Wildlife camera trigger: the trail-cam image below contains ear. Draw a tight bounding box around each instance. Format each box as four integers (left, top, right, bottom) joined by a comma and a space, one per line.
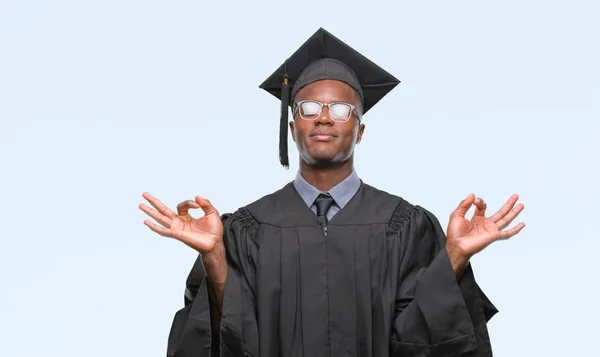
356, 123, 365, 144
289, 121, 297, 142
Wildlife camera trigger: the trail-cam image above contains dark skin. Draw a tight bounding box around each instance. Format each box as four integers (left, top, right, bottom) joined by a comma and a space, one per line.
139, 78, 525, 327
289, 79, 365, 191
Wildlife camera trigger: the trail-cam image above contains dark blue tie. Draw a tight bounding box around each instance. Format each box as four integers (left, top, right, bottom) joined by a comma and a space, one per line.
314, 193, 335, 225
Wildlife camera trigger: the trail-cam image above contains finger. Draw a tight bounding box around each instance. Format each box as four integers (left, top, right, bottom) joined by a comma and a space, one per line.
497, 203, 525, 230
144, 219, 173, 237
471, 197, 487, 219
496, 222, 526, 240
489, 194, 519, 223
195, 196, 219, 216
451, 193, 475, 219
139, 203, 172, 228
177, 200, 200, 216
142, 192, 176, 219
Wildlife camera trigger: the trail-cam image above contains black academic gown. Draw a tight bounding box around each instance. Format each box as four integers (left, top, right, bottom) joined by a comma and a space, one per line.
166, 182, 498, 357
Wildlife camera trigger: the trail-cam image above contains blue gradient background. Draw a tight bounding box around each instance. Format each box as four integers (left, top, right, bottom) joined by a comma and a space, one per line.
1, 1, 598, 355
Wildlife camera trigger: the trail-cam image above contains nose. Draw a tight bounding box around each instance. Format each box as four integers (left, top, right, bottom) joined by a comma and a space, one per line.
315, 105, 333, 125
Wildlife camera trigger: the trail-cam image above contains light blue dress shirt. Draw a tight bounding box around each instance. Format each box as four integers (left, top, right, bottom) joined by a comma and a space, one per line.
293, 169, 361, 221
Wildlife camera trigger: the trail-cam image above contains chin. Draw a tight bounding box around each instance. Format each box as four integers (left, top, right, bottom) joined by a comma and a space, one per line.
302, 150, 351, 166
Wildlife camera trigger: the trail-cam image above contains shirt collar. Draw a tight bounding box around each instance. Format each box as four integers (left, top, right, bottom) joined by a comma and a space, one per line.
293, 169, 361, 209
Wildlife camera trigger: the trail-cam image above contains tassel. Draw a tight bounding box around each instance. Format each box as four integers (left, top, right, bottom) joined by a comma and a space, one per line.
279, 73, 290, 169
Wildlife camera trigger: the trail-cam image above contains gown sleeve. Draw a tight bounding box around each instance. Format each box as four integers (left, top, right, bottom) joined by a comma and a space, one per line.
389, 201, 498, 357
166, 208, 260, 357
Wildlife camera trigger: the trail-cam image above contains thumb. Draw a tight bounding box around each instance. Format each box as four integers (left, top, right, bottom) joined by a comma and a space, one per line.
195, 196, 219, 216
451, 193, 475, 219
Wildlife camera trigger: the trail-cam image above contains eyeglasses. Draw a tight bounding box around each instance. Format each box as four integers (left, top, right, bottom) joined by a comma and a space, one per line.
293, 100, 358, 122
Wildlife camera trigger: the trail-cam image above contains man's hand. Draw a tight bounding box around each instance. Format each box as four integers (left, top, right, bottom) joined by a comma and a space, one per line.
139, 192, 224, 256
446, 193, 525, 277
140, 192, 227, 316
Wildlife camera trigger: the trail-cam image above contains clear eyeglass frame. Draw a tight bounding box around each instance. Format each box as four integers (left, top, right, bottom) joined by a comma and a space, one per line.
293, 100, 358, 122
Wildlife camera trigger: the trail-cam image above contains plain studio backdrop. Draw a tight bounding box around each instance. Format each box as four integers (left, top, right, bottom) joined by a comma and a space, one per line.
1, 1, 598, 356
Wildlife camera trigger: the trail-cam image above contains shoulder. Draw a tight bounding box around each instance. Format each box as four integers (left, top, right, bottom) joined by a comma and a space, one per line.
361, 182, 401, 202
364, 183, 442, 233
360, 183, 409, 221
244, 183, 293, 214
390, 201, 443, 234
222, 183, 294, 228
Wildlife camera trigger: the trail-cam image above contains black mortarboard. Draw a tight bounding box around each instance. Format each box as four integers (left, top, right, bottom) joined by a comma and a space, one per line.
259, 28, 400, 168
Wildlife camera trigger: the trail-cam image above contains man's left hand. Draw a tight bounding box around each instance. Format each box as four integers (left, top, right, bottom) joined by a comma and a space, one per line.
445, 193, 525, 277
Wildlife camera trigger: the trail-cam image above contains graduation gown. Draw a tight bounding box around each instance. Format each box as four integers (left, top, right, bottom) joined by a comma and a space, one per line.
166, 182, 498, 357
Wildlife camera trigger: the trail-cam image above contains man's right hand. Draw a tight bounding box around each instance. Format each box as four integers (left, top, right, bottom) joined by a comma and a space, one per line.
139, 192, 224, 256
140, 192, 227, 314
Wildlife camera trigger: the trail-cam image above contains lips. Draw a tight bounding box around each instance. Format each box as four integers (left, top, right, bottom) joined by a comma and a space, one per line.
310, 130, 337, 141
310, 132, 336, 142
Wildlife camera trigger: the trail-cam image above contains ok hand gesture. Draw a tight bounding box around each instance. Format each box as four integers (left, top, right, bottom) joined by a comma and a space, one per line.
139, 192, 223, 255
446, 194, 525, 271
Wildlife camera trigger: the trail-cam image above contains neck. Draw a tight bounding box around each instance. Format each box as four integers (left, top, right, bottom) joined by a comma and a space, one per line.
299, 157, 354, 192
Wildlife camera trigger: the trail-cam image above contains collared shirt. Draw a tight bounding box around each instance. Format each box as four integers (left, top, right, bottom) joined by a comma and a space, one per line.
293, 169, 361, 221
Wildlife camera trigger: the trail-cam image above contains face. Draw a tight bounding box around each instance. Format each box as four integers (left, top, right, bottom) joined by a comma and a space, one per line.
289, 79, 365, 166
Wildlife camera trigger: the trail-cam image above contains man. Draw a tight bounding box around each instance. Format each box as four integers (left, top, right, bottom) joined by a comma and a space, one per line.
139, 28, 525, 357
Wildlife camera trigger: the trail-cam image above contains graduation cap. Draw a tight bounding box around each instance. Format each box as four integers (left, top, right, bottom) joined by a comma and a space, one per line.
259, 27, 400, 168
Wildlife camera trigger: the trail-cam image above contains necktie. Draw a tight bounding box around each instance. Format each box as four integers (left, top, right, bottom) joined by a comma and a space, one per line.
314, 193, 335, 225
